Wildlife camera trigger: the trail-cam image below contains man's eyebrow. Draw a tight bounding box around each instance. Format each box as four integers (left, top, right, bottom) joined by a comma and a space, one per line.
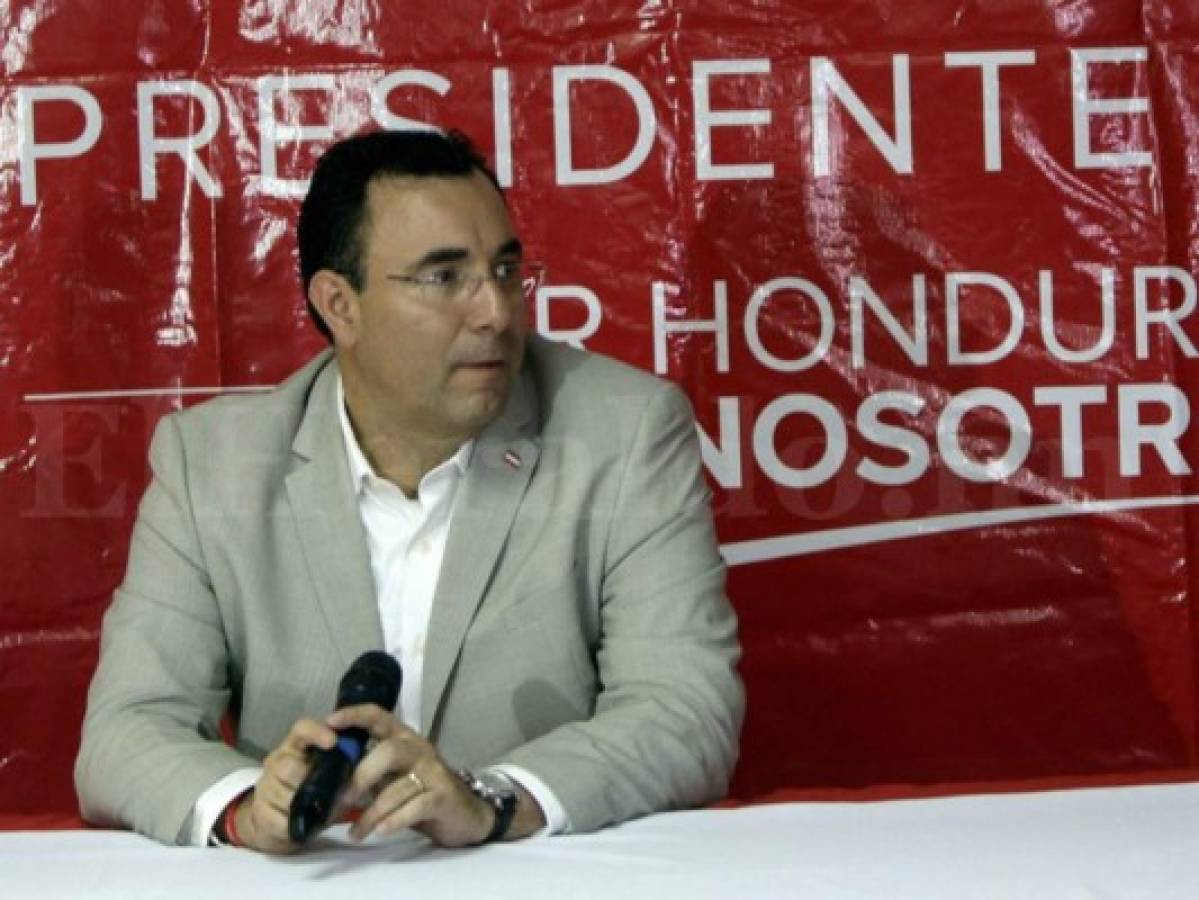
412, 247, 470, 268
409, 238, 522, 269
495, 238, 523, 259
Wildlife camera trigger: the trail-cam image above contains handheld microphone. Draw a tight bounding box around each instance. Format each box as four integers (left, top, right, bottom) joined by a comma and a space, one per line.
288, 650, 403, 844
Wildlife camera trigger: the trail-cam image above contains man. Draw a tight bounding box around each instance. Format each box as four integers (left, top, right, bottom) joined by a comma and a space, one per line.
75, 129, 743, 852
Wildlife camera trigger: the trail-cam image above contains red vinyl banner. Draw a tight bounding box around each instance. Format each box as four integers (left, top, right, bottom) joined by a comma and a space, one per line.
2, 1, 1199, 816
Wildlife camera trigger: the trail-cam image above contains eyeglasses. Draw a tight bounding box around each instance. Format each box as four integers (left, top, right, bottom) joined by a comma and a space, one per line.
387, 260, 545, 304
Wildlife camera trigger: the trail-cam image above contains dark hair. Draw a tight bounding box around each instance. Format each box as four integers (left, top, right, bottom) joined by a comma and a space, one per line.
297, 129, 502, 342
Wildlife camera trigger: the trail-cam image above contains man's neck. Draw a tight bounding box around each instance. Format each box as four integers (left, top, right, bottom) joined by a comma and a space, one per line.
341, 385, 465, 500
357, 427, 459, 499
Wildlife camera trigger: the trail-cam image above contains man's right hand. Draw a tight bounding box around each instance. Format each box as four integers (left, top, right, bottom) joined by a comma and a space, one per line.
231, 718, 339, 854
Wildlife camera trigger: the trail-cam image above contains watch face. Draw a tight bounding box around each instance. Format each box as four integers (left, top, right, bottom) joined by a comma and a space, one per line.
477, 770, 517, 801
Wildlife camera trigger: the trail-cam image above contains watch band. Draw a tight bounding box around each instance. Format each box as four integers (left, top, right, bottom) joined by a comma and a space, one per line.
457, 769, 517, 843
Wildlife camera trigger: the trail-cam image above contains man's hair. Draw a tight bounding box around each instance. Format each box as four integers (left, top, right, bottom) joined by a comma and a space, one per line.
298, 129, 501, 342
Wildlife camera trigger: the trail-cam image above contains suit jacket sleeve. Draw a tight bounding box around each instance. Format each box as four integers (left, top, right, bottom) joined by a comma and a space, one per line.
497, 382, 745, 833
74, 414, 254, 845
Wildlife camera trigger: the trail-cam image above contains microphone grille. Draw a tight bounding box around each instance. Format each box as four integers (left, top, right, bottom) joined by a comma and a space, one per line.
336, 650, 403, 711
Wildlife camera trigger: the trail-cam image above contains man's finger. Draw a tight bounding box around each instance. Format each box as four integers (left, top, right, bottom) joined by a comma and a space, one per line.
263, 753, 312, 793
352, 775, 435, 841
346, 728, 438, 806
281, 717, 339, 753
324, 702, 409, 736
254, 776, 297, 817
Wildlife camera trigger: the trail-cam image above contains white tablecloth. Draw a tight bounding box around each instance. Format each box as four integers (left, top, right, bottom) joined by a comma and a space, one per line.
3, 783, 1198, 898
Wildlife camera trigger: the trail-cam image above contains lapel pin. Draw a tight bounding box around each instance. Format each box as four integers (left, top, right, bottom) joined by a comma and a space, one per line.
503, 449, 522, 469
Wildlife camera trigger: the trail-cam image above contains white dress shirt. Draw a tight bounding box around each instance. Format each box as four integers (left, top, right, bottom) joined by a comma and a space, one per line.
188, 377, 567, 845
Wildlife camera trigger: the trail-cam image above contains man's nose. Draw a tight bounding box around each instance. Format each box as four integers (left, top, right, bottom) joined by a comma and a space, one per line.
466, 274, 516, 332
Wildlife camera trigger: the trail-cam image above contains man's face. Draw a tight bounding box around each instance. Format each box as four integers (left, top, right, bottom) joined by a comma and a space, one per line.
340, 171, 528, 442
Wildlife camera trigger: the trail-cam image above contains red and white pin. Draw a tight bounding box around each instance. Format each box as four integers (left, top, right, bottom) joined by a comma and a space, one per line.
503, 449, 522, 469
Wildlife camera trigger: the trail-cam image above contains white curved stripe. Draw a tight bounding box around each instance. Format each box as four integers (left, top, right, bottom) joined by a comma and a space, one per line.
720, 493, 1199, 566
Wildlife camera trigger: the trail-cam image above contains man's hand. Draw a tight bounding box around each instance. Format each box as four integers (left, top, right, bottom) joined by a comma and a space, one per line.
328, 704, 498, 846
233, 718, 339, 854
223, 706, 548, 852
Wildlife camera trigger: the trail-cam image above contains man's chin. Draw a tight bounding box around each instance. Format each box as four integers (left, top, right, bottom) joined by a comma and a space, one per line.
445, 385, 511, 437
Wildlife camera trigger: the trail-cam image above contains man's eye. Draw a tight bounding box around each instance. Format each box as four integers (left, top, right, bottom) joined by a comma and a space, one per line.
425, 268, 462, 288
494, 260, 521, 282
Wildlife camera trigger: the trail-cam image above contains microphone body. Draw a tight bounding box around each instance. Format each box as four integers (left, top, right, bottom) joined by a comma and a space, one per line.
288, 651, 402, 844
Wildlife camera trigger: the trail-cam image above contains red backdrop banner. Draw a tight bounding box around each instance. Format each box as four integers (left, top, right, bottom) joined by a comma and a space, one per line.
3, 1, 1199, 817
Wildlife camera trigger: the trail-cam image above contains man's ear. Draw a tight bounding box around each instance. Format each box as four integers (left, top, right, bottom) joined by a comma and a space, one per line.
308, 269, 360, 347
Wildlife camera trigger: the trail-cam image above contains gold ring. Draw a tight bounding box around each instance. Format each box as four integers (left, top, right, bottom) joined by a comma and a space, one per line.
405, 771, 426, 794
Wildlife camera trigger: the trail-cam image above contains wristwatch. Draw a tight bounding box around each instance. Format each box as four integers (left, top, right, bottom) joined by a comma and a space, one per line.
457, 768, 518, 843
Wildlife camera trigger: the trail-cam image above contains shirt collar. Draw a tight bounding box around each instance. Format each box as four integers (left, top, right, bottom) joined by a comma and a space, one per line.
336, 374, 472, 496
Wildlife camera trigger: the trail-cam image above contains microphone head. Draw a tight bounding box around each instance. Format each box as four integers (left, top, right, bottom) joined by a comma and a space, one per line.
336, 651, 403, 712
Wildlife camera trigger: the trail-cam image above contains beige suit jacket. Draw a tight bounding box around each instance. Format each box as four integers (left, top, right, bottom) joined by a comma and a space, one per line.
75, 336, 744, 844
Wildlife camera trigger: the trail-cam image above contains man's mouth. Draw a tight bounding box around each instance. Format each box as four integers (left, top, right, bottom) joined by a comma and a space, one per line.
452, 357, 509, 381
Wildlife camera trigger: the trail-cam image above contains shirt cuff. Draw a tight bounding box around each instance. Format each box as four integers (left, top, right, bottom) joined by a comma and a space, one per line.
489, 764, 572, 835
189, 767, 262, 847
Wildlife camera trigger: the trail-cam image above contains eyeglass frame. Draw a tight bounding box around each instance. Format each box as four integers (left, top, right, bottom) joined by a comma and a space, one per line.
385, 260, 546, 304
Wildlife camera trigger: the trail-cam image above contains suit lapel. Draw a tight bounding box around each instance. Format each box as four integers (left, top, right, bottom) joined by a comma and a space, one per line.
421, 367, 541, 733
284, 356, 384, 671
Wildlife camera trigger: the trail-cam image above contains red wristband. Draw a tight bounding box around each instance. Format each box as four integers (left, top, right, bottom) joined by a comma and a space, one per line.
221, 790, 250, 848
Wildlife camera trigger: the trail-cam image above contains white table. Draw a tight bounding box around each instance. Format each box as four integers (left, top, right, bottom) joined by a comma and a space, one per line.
3, 783, 1198, 898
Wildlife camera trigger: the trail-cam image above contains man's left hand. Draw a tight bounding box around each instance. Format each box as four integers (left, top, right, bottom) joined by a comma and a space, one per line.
326, 704, 495, 846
